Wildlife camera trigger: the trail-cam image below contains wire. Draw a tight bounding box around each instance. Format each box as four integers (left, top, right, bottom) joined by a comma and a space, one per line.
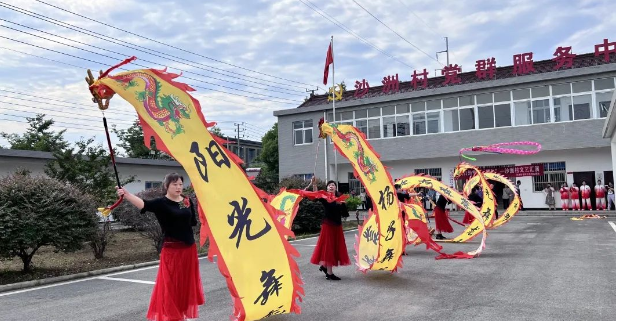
297, 0, 414, 69
0, 101, 134, 125
396, 0, 442, 38
351, 0, 442, 66
0, 112, 110, 132
0, 94, 136, 118
33, 0, 319, 88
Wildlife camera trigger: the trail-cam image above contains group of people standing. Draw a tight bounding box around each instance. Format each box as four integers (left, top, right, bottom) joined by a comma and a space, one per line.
547, 180, 615, 211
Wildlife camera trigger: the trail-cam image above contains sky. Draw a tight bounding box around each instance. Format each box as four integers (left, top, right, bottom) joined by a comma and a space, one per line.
0, 0, 615, 154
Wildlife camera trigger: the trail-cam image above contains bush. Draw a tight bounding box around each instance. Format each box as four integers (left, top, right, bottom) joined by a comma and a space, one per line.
278, 176, 329, 233
0, 172, 98, 272
345, 195, 362, 211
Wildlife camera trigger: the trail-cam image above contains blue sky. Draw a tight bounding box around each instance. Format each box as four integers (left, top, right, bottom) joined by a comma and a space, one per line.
0, 0, 614, 153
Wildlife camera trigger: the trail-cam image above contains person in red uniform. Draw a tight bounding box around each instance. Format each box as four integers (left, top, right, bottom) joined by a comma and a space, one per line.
559, 183, 570, 211
309, 177, 350, 281
570, 183, 580, 210
433, 193, 453, 240
117, 173, 205, 321
594, 179, 607, 210
580, 181, 591, 210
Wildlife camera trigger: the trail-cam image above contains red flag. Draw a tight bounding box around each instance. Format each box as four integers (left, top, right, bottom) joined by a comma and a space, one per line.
323, 42, 333, 85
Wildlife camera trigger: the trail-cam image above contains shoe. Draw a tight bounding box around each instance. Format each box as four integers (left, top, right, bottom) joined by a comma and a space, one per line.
326, 273, 341, 280
319, 265, 327, 276
435, 234, 446, 240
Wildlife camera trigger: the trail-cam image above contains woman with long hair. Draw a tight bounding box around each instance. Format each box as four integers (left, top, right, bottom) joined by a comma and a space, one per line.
116, 173, 205, 321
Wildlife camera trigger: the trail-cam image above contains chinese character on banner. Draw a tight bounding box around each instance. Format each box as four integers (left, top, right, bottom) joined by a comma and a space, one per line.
442, 64, 462, 85
594, 38, 616, 62
535, 165, 540, 172
411, 68, 428, 89
354, 79, 370, 98
513, 52, 535, 75
553, 46, 576, 70
475, 57, 496, 79
382, 74, 399, 94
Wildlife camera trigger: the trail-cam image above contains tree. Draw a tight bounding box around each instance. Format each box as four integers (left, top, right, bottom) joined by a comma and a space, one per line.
0, 171, 98, 272
278, 176, 327, 233
208, 125, 223, 138
0, 114, 68, 152
112, 120, 171, 159
253, 123, 278, 193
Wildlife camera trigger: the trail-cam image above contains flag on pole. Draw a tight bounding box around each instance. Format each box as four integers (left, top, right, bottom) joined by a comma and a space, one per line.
323, 42, 333, 85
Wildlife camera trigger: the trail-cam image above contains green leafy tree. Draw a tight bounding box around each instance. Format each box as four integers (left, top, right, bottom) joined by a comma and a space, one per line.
208, 125, 224, 137
112, 120, 170, 159
0, 114, 68, 152
253, 123, 278, 193
0, 171, 98, 272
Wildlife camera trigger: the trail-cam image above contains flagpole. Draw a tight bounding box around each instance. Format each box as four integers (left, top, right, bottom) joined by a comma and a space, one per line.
331, 35, 338, 186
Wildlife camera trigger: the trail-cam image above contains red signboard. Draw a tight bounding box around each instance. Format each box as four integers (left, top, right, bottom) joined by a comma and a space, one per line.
460, 164, 544, 178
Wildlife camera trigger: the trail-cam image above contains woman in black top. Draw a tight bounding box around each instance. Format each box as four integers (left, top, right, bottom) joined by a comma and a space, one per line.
308, 177, 351, 280
117, 173, 205, 321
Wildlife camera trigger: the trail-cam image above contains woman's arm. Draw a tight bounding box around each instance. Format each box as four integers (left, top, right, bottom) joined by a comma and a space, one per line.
116, 187, 145, 210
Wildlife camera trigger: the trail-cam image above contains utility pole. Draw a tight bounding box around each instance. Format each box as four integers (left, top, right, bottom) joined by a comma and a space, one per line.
234, 122, 245, 163
436, 36, 449, 66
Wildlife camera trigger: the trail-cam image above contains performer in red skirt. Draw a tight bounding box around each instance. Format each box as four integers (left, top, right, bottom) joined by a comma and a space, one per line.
433, 193, 453, 240
309, 177, 351, 280
463, 186, 482, 225
117, 173, 205, 321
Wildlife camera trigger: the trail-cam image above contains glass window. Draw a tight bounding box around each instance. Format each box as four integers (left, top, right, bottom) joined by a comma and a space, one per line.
494, 104, 512, 127
478, 105, 494, 129
494, 91, 510, 102
341, 111, 353, 120
426, 100, 441, 110
443, 109, 459, 132
571, 94, 592, 120
459, 95, 474, 106
368, 107, 381, 117
396, 105, 409, 114
552, 83, 571, 95
514, 101, 531, 125
459, 108, 475, 130
356, 119, 368, 135
411, 102, 425, 112
443, 97, 458, 108
596, 91, 614, 118
595, 78, 615, 90
293, 120, 313, 145
368, 119, 381, 139
304, 129, 313, 143
532, 86, 550, 98
355, 109, 367, 119
396, 115, 410, 136
326, 112, 333, 122
532, 99, 550, 124
294, 130, 303, 144
512, 88, 531, 100
572, 80, 592, 93
413, 113, 426, 135
476, 93, 492, 105
427, 112, 440, 133
382, 116, 396, 138
532, 162, 566, 192
304, 120, 313, 127
293, 121, 303, 129
382, 105, 396, 116
553, 97, 572, 122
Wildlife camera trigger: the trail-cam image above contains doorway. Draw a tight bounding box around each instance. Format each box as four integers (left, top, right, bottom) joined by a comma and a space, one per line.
573, 171, 595, 209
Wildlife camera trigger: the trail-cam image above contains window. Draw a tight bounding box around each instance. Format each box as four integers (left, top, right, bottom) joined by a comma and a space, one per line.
247, 148, 257, 164
532, 99, 550, 124
426, 100, 441, 110
459, 95, 474, 106
494, 104, 512, 127
411, 101, 425, 112
572, 80, 592, 93
413, 113, 426, 135
340, 111, 353, 121
494, 91, 510, 102
514, 101, 531, 125
294, 173, 314, 181
443, 97, 458, 108
571, 94, 592, 120
145, 181, 162, 189
478, 105, 494, 129
427, 112, 440, 133
443, 109, 459, 132
532, 86, 550, 98
459, 108, 475, 130
356, 119, 368, 136
396, 114, 410, 136
553, 96, 572, 122
414, 168, 442, 181
595, 78, 615, 90
368, 119, 381, 139
355, 109, 368, 119
382, 105, 396, 116
476, 93, 492, 105
383, 116, 396, 138
368, 107, 381, 117
293, 120, 313, 145
596, 91, 614, 118
396, 105, 410, 114
532, 162, 566, 192
513, 88, 530, 100
552, 83, 571, 95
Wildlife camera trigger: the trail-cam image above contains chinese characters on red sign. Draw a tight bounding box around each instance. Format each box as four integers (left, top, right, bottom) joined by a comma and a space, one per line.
350, 39, 614, 98
460, 164, 544, 178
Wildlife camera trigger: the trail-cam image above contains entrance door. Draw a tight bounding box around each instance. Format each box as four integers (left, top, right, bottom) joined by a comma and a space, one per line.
573, 171, 595, 209
604, 171, 614, 185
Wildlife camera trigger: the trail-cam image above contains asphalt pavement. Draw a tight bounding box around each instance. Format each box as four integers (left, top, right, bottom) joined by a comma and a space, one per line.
0, 214, 614, 321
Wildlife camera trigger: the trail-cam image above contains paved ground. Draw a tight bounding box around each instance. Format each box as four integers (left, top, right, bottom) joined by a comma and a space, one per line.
0, 214, 614, 321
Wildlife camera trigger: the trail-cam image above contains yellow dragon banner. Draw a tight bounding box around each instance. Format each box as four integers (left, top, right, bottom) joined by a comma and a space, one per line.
319, 122, 404, 272
463, 172, 521, 228
91, 68, 302, 321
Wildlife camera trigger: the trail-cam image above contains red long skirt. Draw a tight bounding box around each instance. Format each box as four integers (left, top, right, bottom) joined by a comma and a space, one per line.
310, 222, 351, 267
463, 211, 475, 224
434, 207, 453, 233
147, 241, 205, 321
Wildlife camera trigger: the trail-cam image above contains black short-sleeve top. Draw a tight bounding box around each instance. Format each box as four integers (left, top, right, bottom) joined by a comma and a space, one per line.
141, 196, 198, 245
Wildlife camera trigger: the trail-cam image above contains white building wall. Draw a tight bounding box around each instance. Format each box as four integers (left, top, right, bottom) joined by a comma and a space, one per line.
336, 147, 612, 209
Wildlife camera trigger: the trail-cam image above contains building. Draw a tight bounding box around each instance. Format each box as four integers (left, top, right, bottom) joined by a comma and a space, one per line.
0, 149, 189, 194
602, 92, 616, 183
274, 52, 615, 209
220, 136, 262, 168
